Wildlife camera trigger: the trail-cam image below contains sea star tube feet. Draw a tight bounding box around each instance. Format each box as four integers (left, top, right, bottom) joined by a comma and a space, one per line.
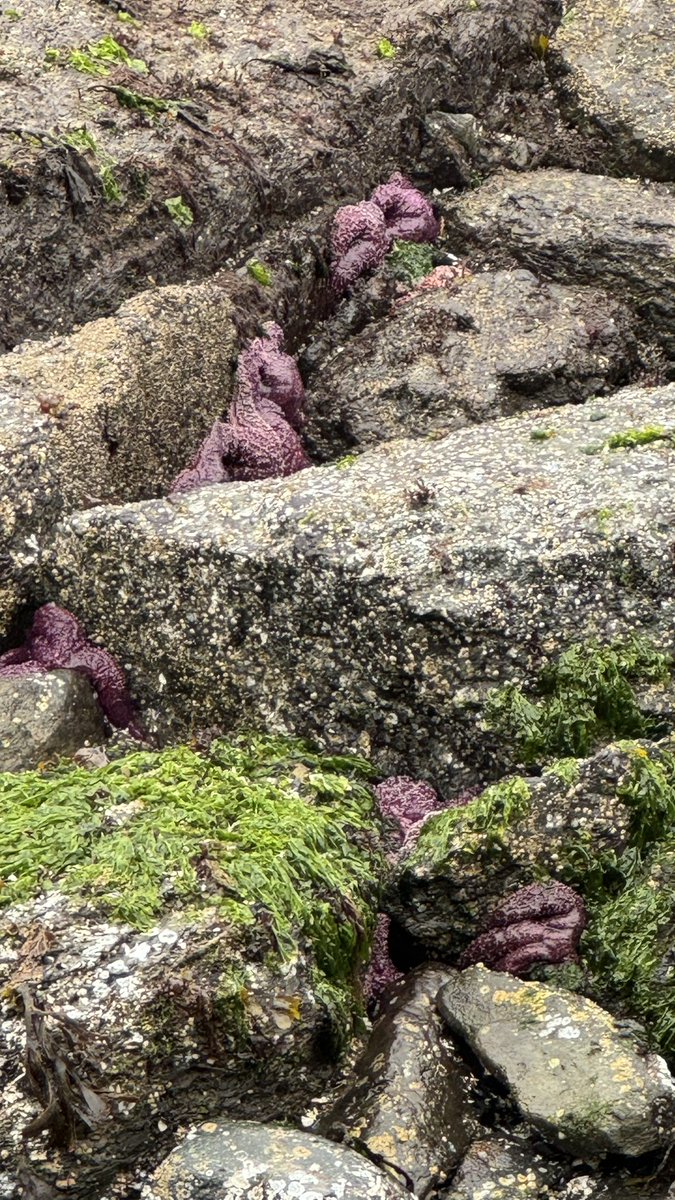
459, 881, 587, 974
0, 603, 145, 739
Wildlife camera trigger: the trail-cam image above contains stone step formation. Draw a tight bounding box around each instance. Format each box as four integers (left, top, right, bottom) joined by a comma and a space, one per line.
0, 0, 674, 1196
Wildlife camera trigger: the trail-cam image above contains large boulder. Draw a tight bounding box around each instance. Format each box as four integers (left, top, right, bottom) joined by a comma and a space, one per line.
0, 669, 105, 771
140, 1121, 409, 1200
441, 171, 675, 358
0, 280, 235, 643
443, 1133, 564, 1199
550, 0, 675, 180
317, 966, 476, 1196
437, 967, 675, 1159
305, 270, 634, 459
47, 383, 675, 789
0, 736, 382, 1198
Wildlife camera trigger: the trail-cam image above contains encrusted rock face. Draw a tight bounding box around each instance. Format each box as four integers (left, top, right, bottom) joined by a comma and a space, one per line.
437, 967, 675, 1159
48, 384, 675, 786
440, 170, 675, 356
141, 1121, 410, 1200
0, 670, 105, 772
317, 966, 477, 1196
443, 1133, 564, 1199
550, 0, 675, 180
306, 270, 635, 459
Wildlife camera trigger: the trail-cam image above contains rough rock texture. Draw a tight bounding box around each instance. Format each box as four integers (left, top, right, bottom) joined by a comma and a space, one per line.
388, 743, 634, 958
317, 966, 476, 1196
437, 967, 675, 1159
440, 171, 675, 359
550, 0, 675, 180
48, 384, 675, 788
0, 280, 235, 643
306, 270, 635, 458
444, 1133, 564, 1199
141, 1121, 409, 1200
0, 670, 105, 772
0, 0, 561, 350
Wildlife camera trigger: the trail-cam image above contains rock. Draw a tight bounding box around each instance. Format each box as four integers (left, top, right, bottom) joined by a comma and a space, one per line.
0, 669, 105, 772
550, 0, 675, 180
0, 736, 382, 1197
387, 742, 636, 959
0, 0, 559, 350
47, 383, 675, 788
557, 1177, 675, 1200
443, 1133, 564, 1199
0, 280, 236, 643
305, 270, 634, 459
317, 966, 476, 1196
441, 170, 675, 361
141, 1121, 409, 1200
437, 967, 675, 1159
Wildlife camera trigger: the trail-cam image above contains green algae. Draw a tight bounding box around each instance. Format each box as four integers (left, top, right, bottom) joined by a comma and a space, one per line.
165, 196, 194, 228
485, 637, 672, 764
0, 735, 381, 994
247, 259, 273, 286
387, 239, 434, 286
606, 425, 671, 450
376, 38, 397, 59
68, 36, 147, 77
408, 776, 532, 868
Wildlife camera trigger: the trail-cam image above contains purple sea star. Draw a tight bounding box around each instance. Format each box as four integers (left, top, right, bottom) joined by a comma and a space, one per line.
459, 881, 587, 974
0, 603, 145, 740
330, 175, 440, 294
170, 322, 309, 495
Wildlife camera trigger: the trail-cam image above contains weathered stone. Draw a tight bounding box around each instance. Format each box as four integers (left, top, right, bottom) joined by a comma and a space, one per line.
0, 280, 236, 643
441, 170, 675, 358
550, 0, 675, 180
47, 383, 675, 789
0, 738, 381, 1198
443, 1133, 564, 1199
437, 967, 675, 1159
141, 1121, 409, 1200
0, 669, 105, 772
317, 966, 476, 1196
0, 0, 559, 350
387, 743, 636, 959
305, 270, 634, 458
558, 1177, 675, 1200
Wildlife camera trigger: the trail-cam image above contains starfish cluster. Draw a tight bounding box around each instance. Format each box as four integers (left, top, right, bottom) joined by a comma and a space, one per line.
170, 322, 310, 495
0, 603, 144, 739
331, 172, 440, 294
459, 881, 587, 974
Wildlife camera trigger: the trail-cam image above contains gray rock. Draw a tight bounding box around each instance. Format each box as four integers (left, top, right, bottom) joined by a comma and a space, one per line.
306, 270, 634, 459
141, 1121, 409, 1199
48, 383, 675, 789
0, 669, 105, 771
441, 170, 675, 357
387, 742, 636, 958
443, 1133, 563, 1199
557, 1177, 675, 1200
437, 967, 675, 1159
317, 966, 476, 1196
551, 0, 675, 180
0, 280, 236, 642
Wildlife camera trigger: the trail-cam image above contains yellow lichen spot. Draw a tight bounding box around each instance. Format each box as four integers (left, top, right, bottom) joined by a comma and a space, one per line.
368, 1133, 399, 1159
200, 1121, 218, 1133
549, 1057, 561, 1068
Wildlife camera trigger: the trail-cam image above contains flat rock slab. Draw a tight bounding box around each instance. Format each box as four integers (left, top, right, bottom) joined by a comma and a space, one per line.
0, 669, 105, 771
0, 0, 556, 348
0, 279, 235, 644
306, 269, 634, 459
444, 1134, 563, 1199
142, 1121, 409, 1199
551, 0, 675, 180
441, 170, 675, 358
437, 967, 675, 1159
47, 383, 675, 788
317, 966, 476, 1196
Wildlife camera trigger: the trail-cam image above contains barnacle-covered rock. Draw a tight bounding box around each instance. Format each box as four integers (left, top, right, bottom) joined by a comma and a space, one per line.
0, 670, 105, 773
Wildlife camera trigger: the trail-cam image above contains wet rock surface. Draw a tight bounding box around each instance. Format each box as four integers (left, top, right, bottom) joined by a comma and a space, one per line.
317, 966, 476, 1196
0, 669, 105, 772
441, 171, 675, 359
443, 1133, 564, 1199
437, 966, 675, 1159
141, 1120, 409, 1200
305, 270, 634, 459
48, 384, 675, 786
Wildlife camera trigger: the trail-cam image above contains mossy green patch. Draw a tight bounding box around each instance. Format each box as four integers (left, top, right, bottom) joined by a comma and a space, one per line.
387, 239, 434, 286
376, 38, 397, 59
606, 425, 671, 450
530, 429, 556, 442
165, 195, 194, 228
106, 85, 179, 117
485, 637, 672, 765
335, 454, 359, 469
68, 36, 147, 77
408, 777, 532, 869
0, 735, 381, 995
189, 20, 210, 39
247, 259, 273, 286
63, 126, 123, 204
